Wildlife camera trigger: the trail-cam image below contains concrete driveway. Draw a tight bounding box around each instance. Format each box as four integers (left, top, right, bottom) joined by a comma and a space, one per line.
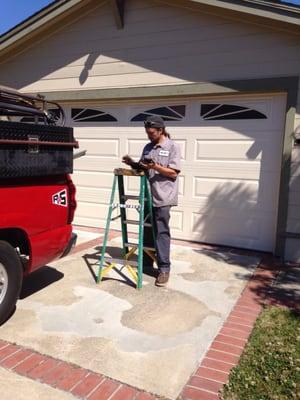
0, 230, 261, 399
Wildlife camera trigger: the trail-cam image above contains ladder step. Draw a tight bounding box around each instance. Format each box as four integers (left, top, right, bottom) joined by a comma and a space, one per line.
125, 242, 155, 252
124, 220, 152, 227
112, 203, 140, 210
122, 195, 140, 200
103, 257, 138, 267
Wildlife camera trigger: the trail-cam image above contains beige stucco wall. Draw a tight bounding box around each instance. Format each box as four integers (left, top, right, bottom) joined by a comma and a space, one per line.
0, 0, 300, 260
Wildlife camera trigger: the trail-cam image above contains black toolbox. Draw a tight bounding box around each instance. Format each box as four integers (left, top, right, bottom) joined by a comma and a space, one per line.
0, 120, 78, 178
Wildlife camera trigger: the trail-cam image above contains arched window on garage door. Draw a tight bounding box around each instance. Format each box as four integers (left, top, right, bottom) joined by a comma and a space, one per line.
71, 108, 117, 122
131, 105, 186, 122
201, 104, 267, 120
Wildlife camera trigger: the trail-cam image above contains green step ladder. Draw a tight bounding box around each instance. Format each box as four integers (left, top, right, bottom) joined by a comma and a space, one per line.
97, 168, 157, 289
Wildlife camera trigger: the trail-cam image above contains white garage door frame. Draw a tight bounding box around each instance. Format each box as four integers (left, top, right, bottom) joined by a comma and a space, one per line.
42, 76, 299, 258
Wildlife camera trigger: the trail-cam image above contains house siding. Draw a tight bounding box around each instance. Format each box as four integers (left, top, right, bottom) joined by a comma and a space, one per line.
0, 0, 299, 92
0, 0, 300, 260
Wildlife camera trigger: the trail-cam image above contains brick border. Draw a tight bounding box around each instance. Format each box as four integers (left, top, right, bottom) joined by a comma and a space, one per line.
0, 341, 156, 400
2, 230, 286, 400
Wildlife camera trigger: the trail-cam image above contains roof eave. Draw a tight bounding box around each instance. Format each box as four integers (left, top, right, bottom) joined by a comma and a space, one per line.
159, 0, 300, 34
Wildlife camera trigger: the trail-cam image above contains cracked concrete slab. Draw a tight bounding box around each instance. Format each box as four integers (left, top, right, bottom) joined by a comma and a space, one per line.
0, 239, 260, 399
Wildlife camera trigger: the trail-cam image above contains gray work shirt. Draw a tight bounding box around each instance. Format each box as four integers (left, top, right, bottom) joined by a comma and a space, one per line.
141, 137, 181, 207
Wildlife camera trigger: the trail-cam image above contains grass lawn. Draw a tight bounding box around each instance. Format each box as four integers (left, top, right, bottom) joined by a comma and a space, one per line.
221, 306, 300, 400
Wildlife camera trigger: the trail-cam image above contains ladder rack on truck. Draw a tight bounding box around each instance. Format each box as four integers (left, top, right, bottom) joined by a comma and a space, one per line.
0, 86, 78, 179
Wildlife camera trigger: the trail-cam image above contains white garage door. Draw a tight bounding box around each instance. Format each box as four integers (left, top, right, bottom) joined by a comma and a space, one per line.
67, 94, 286, 252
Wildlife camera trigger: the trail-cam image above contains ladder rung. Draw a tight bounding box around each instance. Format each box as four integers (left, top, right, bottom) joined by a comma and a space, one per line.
124, 220, 152, 227
103, 257, 138, 267
122, 195, 140, 200
125, 242, 155, 252
112, 203, 140, 210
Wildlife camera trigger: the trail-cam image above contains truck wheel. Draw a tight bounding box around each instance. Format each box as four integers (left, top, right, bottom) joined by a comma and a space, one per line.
0, 241, 23, 325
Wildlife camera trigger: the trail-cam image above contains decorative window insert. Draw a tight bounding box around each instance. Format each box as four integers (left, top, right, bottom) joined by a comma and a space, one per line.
131, 105, 186, 122
201, 104, 267, 120
71, 108, 117, 122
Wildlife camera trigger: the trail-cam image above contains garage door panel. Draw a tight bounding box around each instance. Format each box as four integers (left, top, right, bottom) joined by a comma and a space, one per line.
186, 161, 261, 180
74, 127, 127, 139
174, 127, 280, 140
192, 213, 259, 240
191, 211, 274, 244
170, 210, 184, 231
189, 230, 272, 252
74, 157, 123, 172
175, 140, 187, 160
192, 177, 279, 212
127, 139, 147, 157
74, 201, 120, 230
193, 177, 259, 203
195, 138, 282, 167
76, 187, 112, 204
195, 140, 258, 161
73, 171, 114, 189
78, 139, 120, 157
75, 201, 107, 220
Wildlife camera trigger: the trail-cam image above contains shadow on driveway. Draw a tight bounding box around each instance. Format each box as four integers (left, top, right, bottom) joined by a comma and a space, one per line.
20, 266, 64, 299
82, 245, 158, 287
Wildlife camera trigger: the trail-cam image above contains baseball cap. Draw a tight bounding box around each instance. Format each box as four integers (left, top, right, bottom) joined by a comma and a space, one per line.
144, 115, 165, 128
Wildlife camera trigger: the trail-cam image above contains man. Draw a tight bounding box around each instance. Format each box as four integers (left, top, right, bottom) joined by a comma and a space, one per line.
122, 115, 181, 286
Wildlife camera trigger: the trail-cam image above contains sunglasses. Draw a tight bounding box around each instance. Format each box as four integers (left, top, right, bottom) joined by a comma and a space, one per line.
144, 120, 164, 128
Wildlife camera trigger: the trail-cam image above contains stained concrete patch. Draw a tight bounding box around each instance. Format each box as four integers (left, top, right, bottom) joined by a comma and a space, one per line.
121, 288, 218, 336
0, 241, 261, 399
172, 249, 257, 282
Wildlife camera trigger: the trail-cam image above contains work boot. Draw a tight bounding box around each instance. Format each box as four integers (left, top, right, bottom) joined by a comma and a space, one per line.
155, 272, 170, 287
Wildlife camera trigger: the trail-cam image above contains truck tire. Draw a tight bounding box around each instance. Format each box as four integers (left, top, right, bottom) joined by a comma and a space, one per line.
0, 241, 23, 325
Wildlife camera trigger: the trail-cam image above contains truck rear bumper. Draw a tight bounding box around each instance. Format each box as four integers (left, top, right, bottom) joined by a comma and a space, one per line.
28, 225, 73, 274
60, 232, 77, 258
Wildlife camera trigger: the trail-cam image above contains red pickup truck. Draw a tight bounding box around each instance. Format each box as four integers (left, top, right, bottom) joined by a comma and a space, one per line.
0, 87, 77, 324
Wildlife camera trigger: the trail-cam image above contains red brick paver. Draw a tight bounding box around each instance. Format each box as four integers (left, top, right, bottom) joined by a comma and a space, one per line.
13, 353, 46, 375
110, 385, 138, 400
0, 344, 20, 362
135, 392, 157, 400
1, 349, 32, 369
41, 361, 76, 386
182, 386, 219, 400
88, 379, 121, 400
27, 358, 60, 380
55, 367, 88, 391
71, 372, 104, 398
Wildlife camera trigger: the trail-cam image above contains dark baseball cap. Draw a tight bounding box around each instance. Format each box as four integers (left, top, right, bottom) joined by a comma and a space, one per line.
144, 115, 165, 128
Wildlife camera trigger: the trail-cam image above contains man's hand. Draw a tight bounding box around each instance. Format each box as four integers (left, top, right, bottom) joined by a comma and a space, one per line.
139, 160, 156, 170
122, 155, 134, 166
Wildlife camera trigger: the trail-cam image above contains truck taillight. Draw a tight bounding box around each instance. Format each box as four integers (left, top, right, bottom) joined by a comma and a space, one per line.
67, 175, 76, 224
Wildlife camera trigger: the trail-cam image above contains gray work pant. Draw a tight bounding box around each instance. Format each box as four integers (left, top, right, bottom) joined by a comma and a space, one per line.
144, 206, 171, 273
